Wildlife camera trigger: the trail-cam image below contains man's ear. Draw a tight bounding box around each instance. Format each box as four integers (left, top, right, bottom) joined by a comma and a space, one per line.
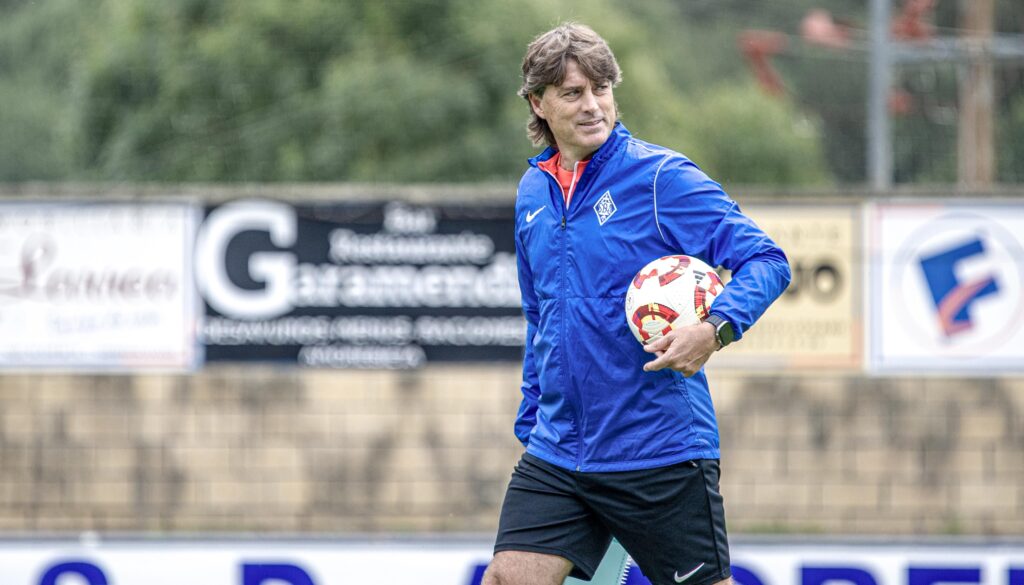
529, 93, 545, 119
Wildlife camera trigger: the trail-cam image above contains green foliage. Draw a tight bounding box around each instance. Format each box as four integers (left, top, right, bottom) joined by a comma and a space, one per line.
0, 0, 934, 186
0, 75, 71, 180
1000, 94, 1024, 183
68, 0, 360, 181
0, 0, 96, 179
672, 83, 832, 186
782, 54, 869, 184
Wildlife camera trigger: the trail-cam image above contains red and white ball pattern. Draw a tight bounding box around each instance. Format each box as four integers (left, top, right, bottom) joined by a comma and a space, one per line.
624, 255, 725, 344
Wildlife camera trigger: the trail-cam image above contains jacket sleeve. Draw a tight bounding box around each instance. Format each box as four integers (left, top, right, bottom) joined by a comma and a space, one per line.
513, 223, 541, 447
654, 158, 791, 339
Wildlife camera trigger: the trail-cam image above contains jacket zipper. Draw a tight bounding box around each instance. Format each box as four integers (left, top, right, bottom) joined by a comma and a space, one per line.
540, 163, 585, 472
560, 206, 582, 472
567, 162, 586, 472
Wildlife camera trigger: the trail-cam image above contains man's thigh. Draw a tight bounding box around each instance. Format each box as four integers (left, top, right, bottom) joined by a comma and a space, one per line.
493, 453, 612, 581
582, 459, 732, 585
482, 551, 572, 585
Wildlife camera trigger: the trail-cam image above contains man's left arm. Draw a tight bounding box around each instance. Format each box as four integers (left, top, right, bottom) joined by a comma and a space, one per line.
643, 161, 791, 373
700, 202, 791, 341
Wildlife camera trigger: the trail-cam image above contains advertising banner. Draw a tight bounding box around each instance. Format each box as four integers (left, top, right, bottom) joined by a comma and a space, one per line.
715, 203, 862, 370
195, 199, 523, 368
2, 537, 1022, 585
0, 202, 201, 371
866, 201, 1024, 374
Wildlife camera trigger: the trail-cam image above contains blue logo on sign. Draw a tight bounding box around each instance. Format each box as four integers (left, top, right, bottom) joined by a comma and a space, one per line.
918, 237, 999, 337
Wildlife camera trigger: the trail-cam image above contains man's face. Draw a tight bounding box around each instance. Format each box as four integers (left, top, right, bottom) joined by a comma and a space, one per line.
529, 59, 616, 163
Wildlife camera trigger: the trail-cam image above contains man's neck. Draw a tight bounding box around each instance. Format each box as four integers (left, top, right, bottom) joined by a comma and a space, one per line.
558, 149, 595, 171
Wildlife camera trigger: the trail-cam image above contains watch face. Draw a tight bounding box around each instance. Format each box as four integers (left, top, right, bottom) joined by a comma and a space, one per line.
718, 321, 735, 347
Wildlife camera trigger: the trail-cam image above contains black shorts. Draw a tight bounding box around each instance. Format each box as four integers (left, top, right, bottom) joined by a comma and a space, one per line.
493, 453, 730, 585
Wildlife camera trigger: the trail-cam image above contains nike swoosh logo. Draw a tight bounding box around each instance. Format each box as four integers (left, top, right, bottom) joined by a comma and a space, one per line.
674, 563, 705, 583
525, 206, 547, 223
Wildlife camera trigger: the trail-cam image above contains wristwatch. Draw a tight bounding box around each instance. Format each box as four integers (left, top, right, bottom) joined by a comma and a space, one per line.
704, 314, 735, 350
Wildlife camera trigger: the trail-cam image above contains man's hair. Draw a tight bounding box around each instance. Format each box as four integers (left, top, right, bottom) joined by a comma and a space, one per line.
518, 23, 622, 147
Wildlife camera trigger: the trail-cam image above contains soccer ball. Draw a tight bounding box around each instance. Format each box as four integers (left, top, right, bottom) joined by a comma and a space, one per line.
624, 255, 725, 345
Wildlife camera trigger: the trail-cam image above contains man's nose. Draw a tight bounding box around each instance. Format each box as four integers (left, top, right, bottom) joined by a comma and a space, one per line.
580, 88, 599, 112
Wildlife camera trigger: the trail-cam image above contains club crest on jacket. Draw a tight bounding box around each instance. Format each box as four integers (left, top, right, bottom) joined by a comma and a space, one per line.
594, 191, 617, 225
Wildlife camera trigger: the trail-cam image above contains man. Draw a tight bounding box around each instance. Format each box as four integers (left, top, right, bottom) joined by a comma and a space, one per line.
483, 23, 791, 585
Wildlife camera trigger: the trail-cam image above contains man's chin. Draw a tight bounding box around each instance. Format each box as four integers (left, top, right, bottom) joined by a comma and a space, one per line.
583, 131, 611, 149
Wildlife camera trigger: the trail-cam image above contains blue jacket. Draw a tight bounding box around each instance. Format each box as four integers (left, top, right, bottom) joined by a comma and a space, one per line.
514, 123, 790, 472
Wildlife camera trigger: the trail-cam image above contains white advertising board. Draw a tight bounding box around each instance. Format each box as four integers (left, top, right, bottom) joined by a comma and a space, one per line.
0, 202, 201, 371
866, 201, 1024, 374
1, 537, 1022, 585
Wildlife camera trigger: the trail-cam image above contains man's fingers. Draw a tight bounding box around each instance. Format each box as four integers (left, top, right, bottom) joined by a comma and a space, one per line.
643, 354, 667, 372
643, 334, 671, 353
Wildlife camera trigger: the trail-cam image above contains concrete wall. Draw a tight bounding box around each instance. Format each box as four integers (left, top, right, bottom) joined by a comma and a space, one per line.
1, 366, 1022, 536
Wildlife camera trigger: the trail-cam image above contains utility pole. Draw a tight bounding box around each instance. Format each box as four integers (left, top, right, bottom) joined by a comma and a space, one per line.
957, 0, 995, 188
867, 0, 1024, 191
868, 0, 893, 192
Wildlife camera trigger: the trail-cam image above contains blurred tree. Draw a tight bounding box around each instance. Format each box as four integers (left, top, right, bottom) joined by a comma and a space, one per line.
0, 0, 93, 179
673, 83, 832, 186
0, 0, 853, 185
69, 0, 362, 181
780, 53, 869, 184
0, 76, 71, 180
1000, 94, 1024, 183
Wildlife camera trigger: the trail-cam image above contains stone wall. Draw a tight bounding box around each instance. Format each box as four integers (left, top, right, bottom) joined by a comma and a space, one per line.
1, 366, 1021, 535
713, 373, 1024, 535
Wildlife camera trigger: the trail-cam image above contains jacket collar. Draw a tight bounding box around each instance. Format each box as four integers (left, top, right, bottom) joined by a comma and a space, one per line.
528, 122, 630, 171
